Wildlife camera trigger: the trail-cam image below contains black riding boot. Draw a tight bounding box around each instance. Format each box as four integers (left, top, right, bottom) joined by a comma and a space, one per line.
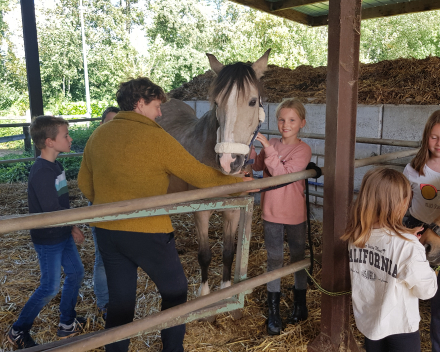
287, 287, 308, 324
267, 291, 282, 335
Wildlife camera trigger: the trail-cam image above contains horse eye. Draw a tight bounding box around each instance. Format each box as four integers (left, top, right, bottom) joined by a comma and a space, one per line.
249, 100, 257, 107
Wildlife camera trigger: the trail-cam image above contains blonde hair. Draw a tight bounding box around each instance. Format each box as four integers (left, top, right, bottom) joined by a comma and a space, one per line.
410, 110, 440, 176
341, 167, 412, 248
275, 98, 306, 121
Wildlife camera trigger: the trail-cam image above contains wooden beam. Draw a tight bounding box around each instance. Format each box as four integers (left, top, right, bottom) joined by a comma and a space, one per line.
308, 0, 362, 350
228, 0, 311, 24
311, 0, 440, 26
271, 0, 323, 11
362, 0, 440, 20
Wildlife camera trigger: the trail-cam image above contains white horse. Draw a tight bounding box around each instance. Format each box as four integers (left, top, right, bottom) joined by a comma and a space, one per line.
157, 50, 270, 295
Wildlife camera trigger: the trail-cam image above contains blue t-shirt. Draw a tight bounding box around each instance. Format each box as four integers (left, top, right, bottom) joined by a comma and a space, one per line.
28, 157, 72, 245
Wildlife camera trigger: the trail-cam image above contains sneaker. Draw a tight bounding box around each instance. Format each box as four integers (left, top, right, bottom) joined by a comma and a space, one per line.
56, 317, 87, 339
98, 303, 108, 321
7, 328, 38, 349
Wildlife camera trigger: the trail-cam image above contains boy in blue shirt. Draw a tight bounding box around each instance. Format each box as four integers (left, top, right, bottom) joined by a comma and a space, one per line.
8, 116, 85, 349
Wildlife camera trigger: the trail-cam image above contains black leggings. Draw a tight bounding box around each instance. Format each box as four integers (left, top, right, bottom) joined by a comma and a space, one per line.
365, 331, 421, 352
96, 228, 188, 352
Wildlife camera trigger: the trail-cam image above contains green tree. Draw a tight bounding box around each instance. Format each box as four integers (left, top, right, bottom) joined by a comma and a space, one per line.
360, 12, 440, 63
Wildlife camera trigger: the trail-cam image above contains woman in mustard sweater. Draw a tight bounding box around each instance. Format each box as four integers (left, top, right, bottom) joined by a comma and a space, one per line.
78, 77, 250, 352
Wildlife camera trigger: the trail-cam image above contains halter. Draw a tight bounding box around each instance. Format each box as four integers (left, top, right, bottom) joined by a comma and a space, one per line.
214, 97, 265, 158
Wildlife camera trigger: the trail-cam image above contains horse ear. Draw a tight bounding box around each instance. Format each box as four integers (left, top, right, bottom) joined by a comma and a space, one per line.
206, 53, 224, 75
252, 49, 271, 79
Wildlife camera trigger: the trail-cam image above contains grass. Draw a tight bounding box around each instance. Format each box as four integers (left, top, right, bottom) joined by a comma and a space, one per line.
0, 120, 99, 183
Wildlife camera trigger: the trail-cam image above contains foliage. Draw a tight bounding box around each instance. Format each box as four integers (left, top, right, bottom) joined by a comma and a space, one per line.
46, 100, 117, 117
0, 153, 83, 183
360, 12, 440, 63
0, 118, 98, 183
68, 120, 100, 152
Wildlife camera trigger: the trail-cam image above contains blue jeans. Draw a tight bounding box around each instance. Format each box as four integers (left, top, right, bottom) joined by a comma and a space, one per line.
13, 236, 84, 332
92, 226, 109, 309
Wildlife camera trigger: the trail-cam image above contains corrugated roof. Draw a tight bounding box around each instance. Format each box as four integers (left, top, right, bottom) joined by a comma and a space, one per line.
293, 0, 415, 17
229, 0, 440, 26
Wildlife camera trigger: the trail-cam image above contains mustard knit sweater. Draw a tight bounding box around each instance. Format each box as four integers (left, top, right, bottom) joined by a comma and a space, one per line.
78, 111, 243, 233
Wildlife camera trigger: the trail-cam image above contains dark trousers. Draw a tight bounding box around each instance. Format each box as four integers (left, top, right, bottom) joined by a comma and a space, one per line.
432, 274, 440, 352
364, 331, 421, 352
263, 220, 307, 292
96, 228, 188, 352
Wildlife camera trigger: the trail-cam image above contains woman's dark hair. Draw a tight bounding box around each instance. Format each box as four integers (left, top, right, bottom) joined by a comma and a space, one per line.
116, 77, 167, 111
101, 106, 120, 123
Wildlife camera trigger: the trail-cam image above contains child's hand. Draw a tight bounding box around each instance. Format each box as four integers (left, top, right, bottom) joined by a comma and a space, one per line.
72, 225, 85, 244
241, 175, 260, 193
255, 133, 270, 148
413, 226, 425, 241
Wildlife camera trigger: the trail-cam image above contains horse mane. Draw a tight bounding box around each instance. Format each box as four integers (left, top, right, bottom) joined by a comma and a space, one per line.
209, 62, 264, 105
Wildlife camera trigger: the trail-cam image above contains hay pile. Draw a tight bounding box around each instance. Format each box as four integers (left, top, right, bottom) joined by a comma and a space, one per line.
0, 181, 433, 351
169, 56, 440, 105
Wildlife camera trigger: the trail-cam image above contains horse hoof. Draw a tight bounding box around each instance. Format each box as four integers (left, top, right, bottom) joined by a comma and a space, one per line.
198, 282, 210, 296
220, 281, 231, 289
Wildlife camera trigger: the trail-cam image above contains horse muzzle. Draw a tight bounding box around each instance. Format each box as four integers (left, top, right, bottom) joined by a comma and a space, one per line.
216, 153, 245, 175
420, 229, 440, 265
215, 142, 249, 175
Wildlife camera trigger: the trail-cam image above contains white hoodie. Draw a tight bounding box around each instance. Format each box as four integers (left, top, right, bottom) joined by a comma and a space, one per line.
349, 228, 437, 340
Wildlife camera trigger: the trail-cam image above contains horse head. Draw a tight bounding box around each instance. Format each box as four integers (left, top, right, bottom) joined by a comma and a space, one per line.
207, 49, 271, 175
420, 225, 440, 265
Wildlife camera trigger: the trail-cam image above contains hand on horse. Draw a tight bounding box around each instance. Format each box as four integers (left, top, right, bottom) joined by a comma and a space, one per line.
255, 133, 270, 148
240, 174, 260, 194
72, 225, 85, 244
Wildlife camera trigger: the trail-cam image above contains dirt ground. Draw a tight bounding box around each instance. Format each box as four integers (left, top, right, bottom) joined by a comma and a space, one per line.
169, 56, 440, 105
0, 182, 434, 351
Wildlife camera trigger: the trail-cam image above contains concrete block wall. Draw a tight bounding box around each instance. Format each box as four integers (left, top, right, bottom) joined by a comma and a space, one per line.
184, 100, 440, 220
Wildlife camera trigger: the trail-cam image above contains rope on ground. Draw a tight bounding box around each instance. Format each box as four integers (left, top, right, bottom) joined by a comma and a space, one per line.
304, 256, 352, 296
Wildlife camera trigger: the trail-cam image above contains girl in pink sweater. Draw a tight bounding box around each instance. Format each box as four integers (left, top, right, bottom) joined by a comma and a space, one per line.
250, 98, 312, 335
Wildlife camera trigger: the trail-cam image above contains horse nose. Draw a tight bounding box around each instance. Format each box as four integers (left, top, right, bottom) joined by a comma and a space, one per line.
230, 154, 245, 174
425, 243, 432, 255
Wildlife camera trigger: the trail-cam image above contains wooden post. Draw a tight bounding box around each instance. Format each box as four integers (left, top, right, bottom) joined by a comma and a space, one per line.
20, 0, 43, 157
308, 0, 362, 351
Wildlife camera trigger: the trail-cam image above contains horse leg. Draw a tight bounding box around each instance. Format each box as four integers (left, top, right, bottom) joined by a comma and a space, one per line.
221, 209, 241, 289
194, 210, 213, 296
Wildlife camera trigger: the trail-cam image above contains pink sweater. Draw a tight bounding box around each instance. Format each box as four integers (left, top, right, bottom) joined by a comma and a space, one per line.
250, 139, 312, 225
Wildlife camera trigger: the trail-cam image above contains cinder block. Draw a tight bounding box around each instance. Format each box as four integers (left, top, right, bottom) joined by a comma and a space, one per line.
356, 105, 383, 138
355, 143, 380, 160
183, 101, 196, 110
261, 103, 269, 130
380, 145, 414, 167
268, 103, 278, 131
382, 105, 440, 141
195, 101, 211, 118
304, 104, 326, 134
310, 205, 323, 221
354, 165, 375, 191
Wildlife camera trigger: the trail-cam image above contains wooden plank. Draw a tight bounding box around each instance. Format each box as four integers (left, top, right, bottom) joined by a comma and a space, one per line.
0, 134, 25, 143
308, 0, 362, 350
22, 259, 312, 352
311, 0, 440, 25
228, 0, 311, 24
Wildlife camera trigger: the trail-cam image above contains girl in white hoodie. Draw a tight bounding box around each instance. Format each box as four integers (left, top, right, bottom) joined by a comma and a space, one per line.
341, 167, 437, 352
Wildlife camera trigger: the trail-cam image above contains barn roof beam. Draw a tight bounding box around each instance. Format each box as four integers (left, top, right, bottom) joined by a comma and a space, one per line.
311, 0, 440, 26
228, 0, 311, 25
270, 0, 325, 12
